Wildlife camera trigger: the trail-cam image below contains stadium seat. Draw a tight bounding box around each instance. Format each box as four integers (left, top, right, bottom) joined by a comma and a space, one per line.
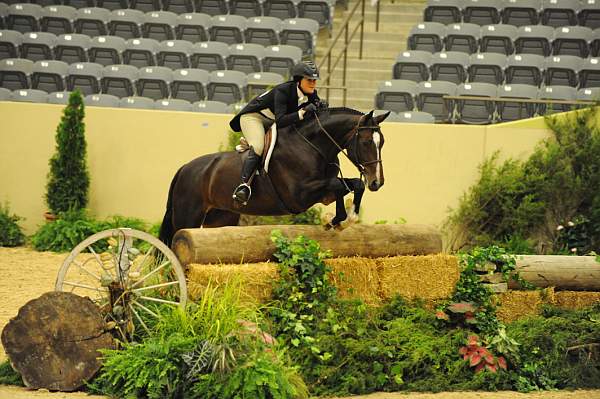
552, 26, 593, 58
374, 79, 417, 113
66, 61, 102, 95
190, 40, 228, 71
119, 95, 155, 108
0, 30, 22, 60
229, 0, 263, 17
467, 52, 506, 84
577, 86, 600, 102
263, 0, 298, 19
480, 24, 517, 55
541, 0, 579, 27
163, 0, 193, 14
262, 44, 301, 77
505, 53, 545, 86
157, 39, 192, 69
496, 83, 538, 121
538, 84, 576, 114
89, 35, 126, 65
207, 69, 246, 104
171, 67, 208, 102
130, 0, 162, 13
246, 71, 284, 99
194, 0, 229, 16
502, 0, 541, 27
462, 0, 502, 25
407, 22, 446, 53
0, 58, 33, 90
392, 50, 432, 82
109, 9, 144, 40
579, 57, 600, 88
136, 65, 171, 99
97, 0, 128, 11
47, 90, 70, 104
226, 43, 264, 74
21, 32, 57, 62
31, 59, 68, 92
280, 17, 318, 57
245, 16, 282, 46
0, 3, 8, 30
192, 99, 229, 113
176, 13, 211, 43
143, 11, 177, 41
84, 93, 120, 106
297, 0, 334, 32
444, 23, 481, 54
515, 25, 553, 56
11, 88, 48, 102
0, 86, 10, 100
65, 0, 96, 9
394, 110, 436, 123
592, 28, 600, 56
430, 51, 469, 84
455, 82, 497, 124
579, 0, 600, 29
123, 37, 158, 67
210, 14, 246, 45
416, 80, 457, 122
544, 55, 583, 87
155, 97, 192, 111
101, 63, 138, 97
423, 0, 462, 25
55, 33, 91, 63
41, 5, 76, 35
227, 101, 246, 113
7, 3, 43, 34
74, 7, 109, 37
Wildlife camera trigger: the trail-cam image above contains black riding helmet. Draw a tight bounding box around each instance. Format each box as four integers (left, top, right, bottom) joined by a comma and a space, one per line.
292, 61, 320, 81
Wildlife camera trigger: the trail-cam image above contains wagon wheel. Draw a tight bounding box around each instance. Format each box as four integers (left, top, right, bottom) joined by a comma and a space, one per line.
55, 228, 187, 341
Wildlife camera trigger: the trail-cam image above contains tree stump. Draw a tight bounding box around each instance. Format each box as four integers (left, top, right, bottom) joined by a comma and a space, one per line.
1, 291, 115, 391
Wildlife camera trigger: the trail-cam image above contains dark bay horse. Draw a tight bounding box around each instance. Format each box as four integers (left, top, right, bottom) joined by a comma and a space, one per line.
159, 107, 390, 247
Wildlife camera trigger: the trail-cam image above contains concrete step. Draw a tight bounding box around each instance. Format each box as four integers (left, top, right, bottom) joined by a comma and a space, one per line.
323, 77, 382, 89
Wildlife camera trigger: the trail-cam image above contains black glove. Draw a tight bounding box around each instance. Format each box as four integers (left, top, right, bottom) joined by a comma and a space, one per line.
304, 103, 317, 115
316, 100, 329, 110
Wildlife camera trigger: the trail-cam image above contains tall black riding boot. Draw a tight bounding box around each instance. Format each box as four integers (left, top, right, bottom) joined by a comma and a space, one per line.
233, 148, 260, 205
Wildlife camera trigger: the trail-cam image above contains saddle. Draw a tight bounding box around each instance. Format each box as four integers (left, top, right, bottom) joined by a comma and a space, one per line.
235, 124, 278, 173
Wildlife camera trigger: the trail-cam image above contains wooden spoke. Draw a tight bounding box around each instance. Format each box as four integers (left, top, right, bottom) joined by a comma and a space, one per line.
131, 260, 171, 289
129, 304, 150, 334
138, 296, 180, 306
132, 280, 180, 293
131, 300, 159, 318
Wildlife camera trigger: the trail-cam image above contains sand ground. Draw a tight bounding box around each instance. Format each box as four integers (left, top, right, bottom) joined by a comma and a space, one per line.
0, 247, 599, 399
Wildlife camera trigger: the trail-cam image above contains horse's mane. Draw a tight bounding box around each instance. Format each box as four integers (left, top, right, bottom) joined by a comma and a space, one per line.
326, 107, 364, 116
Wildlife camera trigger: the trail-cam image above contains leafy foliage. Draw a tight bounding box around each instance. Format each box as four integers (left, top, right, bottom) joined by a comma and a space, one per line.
0, 361, 23, 386
0, 202, 25, 247
446, 107, 600, 254
46, 90, 90, 215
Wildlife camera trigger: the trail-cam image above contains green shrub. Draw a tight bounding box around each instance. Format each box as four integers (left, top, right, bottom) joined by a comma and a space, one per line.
0, 202, 25, 247
31, 208, 103, 252
0, 361, 23, 386
46, 90, 90, 215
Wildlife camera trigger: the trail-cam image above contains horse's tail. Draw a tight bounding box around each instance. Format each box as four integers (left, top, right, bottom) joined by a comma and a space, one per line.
159, 166, 183, 248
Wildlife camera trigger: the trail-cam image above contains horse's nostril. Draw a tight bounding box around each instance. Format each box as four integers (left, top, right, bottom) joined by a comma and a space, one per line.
369, 181, 380, 191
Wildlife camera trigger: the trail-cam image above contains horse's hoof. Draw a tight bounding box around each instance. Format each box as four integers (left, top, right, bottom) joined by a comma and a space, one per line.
333, 224, 344, 231
323, 223, 334, 231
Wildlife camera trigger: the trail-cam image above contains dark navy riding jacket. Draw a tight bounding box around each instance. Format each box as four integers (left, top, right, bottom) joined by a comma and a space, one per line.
229, 80, 321, 132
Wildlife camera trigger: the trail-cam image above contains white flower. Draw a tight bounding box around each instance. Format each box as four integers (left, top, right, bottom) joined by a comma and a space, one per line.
556, 225, 564, 231
571, 247, 577, 253
568, 221, 575, 227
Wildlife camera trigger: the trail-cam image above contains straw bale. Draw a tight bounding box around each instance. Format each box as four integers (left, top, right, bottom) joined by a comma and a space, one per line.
326, 257, 381, 305
554, 291, 600, 310
496, 290, 547, 323
187, 262, 278, 304
377, 254, 459, 301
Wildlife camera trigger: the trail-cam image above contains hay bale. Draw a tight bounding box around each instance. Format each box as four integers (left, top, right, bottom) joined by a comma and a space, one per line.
378, 254, 459, 301
326, 257, 381, 305
496, 290, 550, 323
554, 291, 600, 310
187, 263, 278, 303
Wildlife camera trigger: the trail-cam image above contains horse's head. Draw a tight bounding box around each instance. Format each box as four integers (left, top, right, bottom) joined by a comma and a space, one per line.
348, 110, 389, 191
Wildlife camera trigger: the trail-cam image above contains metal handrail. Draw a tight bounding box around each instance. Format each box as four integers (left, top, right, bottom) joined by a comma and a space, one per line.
317, 0, 367, 106
443, 95, 597, 105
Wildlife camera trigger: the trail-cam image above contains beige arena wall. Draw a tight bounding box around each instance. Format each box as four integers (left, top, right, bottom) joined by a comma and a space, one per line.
0, 101, 551, 235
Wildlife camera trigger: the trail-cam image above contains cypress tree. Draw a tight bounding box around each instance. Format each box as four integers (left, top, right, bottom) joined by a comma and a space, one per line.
46, 90, 89, 214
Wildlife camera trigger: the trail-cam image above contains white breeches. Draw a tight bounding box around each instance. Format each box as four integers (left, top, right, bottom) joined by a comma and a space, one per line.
239, 112, 273, 155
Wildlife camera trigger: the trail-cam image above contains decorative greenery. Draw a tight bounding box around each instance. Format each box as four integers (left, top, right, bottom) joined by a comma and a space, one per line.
0, 202, 25, 247
46, 90, 90, 215
0, 361, 23, 386
446, 107, 600, 254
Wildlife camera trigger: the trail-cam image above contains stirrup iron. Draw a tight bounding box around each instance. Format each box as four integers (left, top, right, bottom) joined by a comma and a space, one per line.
233, 182, 252, 206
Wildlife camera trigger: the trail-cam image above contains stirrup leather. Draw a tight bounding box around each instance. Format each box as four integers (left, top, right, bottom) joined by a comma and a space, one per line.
232, 182, 252, 205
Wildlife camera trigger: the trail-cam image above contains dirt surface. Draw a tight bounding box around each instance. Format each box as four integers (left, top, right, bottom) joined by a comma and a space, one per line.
1, 247, 599, 399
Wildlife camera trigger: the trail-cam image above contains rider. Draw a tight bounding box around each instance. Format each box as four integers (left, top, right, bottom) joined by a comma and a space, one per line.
229, 61, 326, 205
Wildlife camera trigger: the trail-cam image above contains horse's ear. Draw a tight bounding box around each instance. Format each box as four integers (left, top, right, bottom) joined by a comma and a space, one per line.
360, 110, 374, 124
373, 111, 391, 124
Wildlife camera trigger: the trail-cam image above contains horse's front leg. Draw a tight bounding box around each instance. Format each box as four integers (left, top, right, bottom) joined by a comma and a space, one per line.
340, 178, 364, 227
323, 178, 350, 230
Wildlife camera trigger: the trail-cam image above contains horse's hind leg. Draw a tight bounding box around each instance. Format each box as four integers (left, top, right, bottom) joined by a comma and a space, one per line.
202, 209, 241, 228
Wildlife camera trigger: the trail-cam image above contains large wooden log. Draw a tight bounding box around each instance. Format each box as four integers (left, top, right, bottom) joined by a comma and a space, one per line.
511, 255, 600, 291
173, 224, 442, 265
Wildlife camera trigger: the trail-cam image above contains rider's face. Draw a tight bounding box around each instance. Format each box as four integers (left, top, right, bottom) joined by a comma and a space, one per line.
299, 77, 317, 94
